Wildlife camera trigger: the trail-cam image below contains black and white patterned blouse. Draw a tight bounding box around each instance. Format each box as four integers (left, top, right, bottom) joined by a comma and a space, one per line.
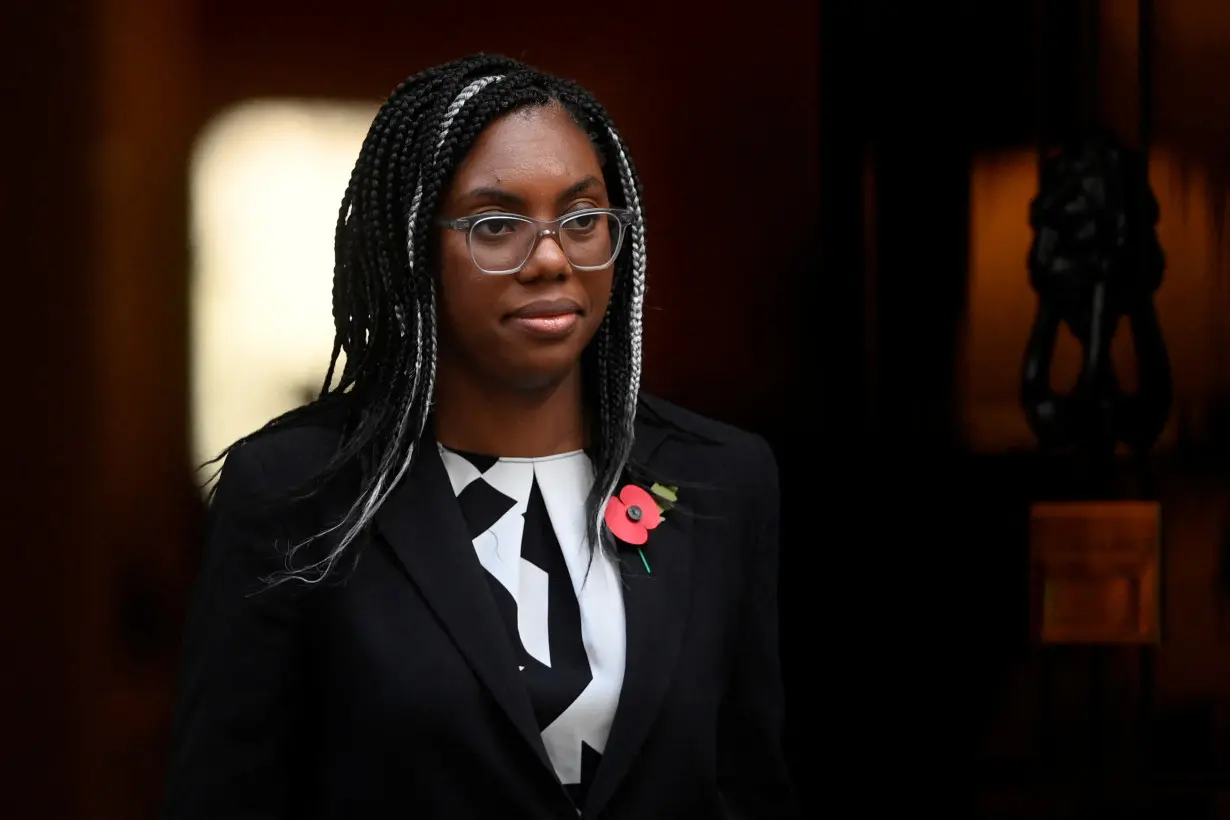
438, 444, 627, 808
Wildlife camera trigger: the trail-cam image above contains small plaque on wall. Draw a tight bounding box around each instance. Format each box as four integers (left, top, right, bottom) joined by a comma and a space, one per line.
1029, 501, 1161, 645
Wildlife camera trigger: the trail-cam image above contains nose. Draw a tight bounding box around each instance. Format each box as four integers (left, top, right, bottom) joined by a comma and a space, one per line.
515, 229, 571, 283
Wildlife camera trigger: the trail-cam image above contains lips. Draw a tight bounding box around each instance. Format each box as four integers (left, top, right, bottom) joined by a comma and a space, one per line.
506, 297, 584, 339
507, 298, 583, 319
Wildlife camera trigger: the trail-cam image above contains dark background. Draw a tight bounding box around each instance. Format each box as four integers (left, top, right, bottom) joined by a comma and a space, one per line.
8, 0, 1230, 817
819, 2, 1230, 817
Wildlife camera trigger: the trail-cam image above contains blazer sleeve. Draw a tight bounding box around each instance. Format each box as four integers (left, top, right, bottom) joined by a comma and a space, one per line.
161, 443, 308, 820
716, 435, 799, 819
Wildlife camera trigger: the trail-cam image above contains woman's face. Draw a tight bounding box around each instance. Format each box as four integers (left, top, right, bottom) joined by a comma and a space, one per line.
435, 103, 616, 392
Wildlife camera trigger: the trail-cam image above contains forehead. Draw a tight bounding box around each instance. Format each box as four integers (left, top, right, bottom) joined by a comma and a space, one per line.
448, 105, 603, 194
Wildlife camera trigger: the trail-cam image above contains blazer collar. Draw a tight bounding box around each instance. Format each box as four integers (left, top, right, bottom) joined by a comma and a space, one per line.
372, 433, 556, 775
373, 418, 694, 817
583, 419, 693, 817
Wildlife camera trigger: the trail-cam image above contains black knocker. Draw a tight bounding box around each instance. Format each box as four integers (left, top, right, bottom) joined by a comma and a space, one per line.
1021, 132, 1172, 459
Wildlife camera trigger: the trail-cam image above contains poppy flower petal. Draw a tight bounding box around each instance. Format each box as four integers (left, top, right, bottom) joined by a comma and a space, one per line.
637, 500, 662, 531
618, 484, 655, 508
604, 495, 626, 526
621, 521, 650, 545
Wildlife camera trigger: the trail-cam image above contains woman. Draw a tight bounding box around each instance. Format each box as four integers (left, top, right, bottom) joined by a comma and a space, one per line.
163, 54, 795, 819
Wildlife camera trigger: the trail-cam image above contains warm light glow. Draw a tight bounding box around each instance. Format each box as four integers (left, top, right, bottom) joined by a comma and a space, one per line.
962, 148, 1229, 452
189, 100, 378, 480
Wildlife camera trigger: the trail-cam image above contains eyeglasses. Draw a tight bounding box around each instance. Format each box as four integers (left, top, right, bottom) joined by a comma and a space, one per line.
439, 208, 634, 275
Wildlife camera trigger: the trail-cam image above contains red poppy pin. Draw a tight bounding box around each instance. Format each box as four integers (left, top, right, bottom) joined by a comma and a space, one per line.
604, 482, 678, 574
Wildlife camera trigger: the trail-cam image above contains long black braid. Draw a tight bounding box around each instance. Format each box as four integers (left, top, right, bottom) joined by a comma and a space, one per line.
208, 54, 650, 584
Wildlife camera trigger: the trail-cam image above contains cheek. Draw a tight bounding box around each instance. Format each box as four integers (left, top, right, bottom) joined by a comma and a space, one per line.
437, 234, 474, 289
439, 241, 486, 306
586, 270, 616, 321
438, 249, 504, 335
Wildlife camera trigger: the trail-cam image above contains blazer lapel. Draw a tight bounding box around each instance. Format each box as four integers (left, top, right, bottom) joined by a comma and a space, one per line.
585, 422, 694, 817
373, 438, 553, 774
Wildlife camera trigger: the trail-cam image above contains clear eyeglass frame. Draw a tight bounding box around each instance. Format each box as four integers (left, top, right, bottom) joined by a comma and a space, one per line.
438, 207, 634, 275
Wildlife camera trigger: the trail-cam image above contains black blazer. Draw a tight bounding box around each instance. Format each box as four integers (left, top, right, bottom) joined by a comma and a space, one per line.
162, 394, 796, 819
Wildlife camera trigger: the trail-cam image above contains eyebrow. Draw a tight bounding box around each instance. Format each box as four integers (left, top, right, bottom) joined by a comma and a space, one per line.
459, 175, 604, 209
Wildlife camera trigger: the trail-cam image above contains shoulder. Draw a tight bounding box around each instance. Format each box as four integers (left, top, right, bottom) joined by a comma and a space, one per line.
208, 399, 360, 574
215, 397, 353, 505
637, 393, 775, 462
634, 392, 778, 503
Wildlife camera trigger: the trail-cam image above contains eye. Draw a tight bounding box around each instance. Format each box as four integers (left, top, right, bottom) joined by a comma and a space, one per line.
473, 216, 520, 238
563, 211, 603, 234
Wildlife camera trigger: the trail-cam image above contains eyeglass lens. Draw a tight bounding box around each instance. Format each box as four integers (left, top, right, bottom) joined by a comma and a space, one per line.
469, 212, 620, 273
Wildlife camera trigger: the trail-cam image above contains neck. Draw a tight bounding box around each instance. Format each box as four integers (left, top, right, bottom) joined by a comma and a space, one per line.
432, 366, 587, 458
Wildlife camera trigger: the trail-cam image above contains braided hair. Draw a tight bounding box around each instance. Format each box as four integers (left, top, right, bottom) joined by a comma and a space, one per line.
212, 54, 649, 584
